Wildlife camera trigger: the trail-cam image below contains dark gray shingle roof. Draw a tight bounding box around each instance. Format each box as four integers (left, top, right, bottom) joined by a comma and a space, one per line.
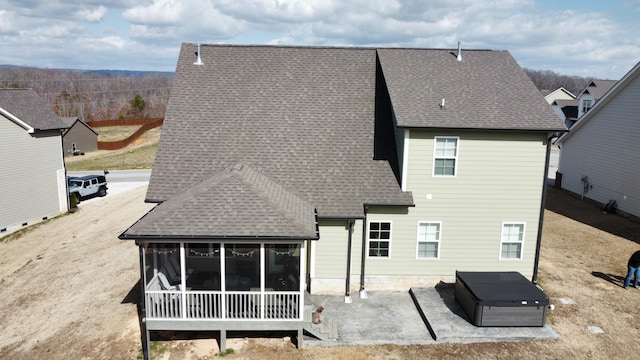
0, 89, 66, 130
146, 44, 413, 219
122, 163, 318, 239
377, 49, 565, 130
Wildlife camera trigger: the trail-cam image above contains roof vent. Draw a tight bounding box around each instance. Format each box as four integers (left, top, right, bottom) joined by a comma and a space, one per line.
440, 98, 446, 110
457, 42, 462, 62
194, 44, 203, 66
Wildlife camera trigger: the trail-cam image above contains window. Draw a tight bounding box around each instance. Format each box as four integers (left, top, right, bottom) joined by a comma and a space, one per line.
582, 99, 592, 113
433, 137, 458, 176
368, 221, 391, 257
500, 223, 525, 259
417, 222, 441, 259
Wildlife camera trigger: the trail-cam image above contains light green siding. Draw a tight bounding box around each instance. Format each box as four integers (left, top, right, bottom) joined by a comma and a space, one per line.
365, 130, 548, 278
313, 220, 350, 279
0, 115, 66, 232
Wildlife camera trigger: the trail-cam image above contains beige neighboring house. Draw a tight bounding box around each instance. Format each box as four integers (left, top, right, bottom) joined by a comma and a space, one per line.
542, 87, 575, 104
576, 79, 617, 118
61, 117, 98, 156
119, 44, 565, 355
556, 61, 640, 219
0, 89, 68, 237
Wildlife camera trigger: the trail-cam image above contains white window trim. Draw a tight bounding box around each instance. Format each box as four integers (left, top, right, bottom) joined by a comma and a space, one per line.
366, 220, 392, 259
432, 136, 459, 177
499, 222, 525, 260
416, 221, 441, 260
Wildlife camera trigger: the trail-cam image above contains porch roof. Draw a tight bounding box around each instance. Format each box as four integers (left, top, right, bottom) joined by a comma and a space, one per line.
119, 163, 319, 240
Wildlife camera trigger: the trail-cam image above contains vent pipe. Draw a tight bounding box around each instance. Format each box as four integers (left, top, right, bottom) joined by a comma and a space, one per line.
457, 41, 462, 62
194, 43, 203, 66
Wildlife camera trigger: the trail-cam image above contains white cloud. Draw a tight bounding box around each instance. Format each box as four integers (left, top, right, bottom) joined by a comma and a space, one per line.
75, 5, 108, 23
0, 0, 638, 77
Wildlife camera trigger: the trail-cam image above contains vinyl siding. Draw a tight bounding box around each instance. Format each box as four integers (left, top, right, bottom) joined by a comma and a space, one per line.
0, 116, 66, 231
63, 122, 98, 155
559, 74, 640, 217
313, 220, 350, 278
364, 130, 548, 278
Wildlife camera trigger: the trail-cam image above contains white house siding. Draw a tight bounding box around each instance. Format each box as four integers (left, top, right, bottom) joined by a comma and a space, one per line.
559, 75, 640, 218
363, 130, 548, 287
0, 117, 66, 235
577, 93, 596, 118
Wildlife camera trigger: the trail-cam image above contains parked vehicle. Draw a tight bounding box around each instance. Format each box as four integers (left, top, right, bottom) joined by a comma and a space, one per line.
68, 174, 108, 203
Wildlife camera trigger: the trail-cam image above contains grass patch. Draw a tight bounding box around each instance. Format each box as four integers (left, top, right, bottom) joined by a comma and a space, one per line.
95, 126, 141, 142
218, 348, 235, 357
66, 143, 158, 171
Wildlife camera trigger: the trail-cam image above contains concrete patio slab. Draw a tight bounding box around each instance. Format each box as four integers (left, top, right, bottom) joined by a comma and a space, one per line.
304, 283, 558, 347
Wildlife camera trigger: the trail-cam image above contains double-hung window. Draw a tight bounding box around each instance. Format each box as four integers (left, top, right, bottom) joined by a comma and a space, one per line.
368, 221, 391, 258
417, 222, 441, 259
433, 137, 458, 176
500, 223, 525, 260
582, 99, 593, 114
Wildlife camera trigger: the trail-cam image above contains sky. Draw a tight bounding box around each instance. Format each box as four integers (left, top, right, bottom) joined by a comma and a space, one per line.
1, 0, 639, 79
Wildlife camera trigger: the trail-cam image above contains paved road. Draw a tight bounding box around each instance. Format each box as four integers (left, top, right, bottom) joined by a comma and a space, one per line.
68, 169, 151, 202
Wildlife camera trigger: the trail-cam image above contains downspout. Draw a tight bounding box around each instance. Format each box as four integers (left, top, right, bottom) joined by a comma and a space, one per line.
532, 133, 554, 284
344, 220, 354, 303
359, 213, 368, 299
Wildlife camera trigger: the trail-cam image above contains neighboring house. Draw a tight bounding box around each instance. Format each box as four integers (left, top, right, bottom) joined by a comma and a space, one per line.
576, 79, 617, 118
551, 99, 579, 128
556, 61, 640, 219
543, 87, 575, 104
0, 89, 68, 237
120, 44, 565, 353
61, 117, 98, 156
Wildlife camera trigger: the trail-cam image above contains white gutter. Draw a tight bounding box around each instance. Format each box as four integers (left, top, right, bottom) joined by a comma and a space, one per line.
0, 106, 35, 133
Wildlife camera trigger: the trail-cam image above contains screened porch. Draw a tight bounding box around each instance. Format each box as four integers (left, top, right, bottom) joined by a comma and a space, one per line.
143, 242, 305, 321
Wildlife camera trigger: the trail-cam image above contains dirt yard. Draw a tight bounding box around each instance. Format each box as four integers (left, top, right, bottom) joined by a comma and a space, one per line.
0, 185, 639, 359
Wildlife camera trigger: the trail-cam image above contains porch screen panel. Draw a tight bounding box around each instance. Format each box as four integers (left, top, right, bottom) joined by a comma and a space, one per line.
265, 244, 300, 291
225, 244, 260, 291
186, 243, 221, 290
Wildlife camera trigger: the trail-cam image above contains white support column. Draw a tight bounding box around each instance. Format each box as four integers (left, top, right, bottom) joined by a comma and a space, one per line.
180, 242, 187, 319
220, 243, 226, 319
299, 241, 306, 319
260, 243, 265, 319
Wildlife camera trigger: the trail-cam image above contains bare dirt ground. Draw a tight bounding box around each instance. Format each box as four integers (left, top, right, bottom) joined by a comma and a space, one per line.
1, 185, 639, 359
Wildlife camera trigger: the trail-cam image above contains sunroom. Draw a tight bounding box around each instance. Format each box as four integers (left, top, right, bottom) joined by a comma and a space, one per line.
143, 241, 305, 322
120, 164, 320, 356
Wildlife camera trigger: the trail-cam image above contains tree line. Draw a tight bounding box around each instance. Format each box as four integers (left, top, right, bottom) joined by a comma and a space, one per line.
524, 68, 594, 96
0, 66, 172, 121
1, 65, 596, 121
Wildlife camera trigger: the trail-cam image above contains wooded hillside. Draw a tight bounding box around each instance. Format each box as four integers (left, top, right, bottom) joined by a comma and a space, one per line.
1, 65, 595, 121
0, 66, 172, 121
524, 68, 593, 95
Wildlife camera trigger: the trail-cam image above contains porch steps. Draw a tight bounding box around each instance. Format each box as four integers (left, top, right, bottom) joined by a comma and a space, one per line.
302, 305, 339, 341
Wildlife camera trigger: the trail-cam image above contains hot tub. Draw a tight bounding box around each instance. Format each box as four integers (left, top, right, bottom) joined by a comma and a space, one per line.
454, 271, 549, 327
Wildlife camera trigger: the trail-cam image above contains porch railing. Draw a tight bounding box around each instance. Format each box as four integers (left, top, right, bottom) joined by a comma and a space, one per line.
146, 291, 300, 321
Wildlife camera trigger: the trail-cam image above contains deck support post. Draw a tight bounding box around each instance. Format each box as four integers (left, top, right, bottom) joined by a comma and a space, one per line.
219, 330, 226, 352
297, 328, 304, 348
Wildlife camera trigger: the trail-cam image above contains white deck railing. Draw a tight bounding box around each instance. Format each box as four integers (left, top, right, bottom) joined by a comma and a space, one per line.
146, 291, 300, 321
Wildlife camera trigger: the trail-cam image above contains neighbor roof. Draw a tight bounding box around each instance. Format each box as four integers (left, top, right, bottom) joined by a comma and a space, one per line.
579, 79, 618, 100
60, 117, 99, 136
553, 99, 579, 119
146, 44, 414, 219
0, 89, 66, 131
121, 163, 319, 240
377, 48, 565, 130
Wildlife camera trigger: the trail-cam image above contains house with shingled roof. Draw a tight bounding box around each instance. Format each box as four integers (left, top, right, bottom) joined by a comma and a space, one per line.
120, 43, 565, 353
556, 60, 640, 219
576, 79, 617, 118
0, 89, 68, 237
60, 116, 98, 156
